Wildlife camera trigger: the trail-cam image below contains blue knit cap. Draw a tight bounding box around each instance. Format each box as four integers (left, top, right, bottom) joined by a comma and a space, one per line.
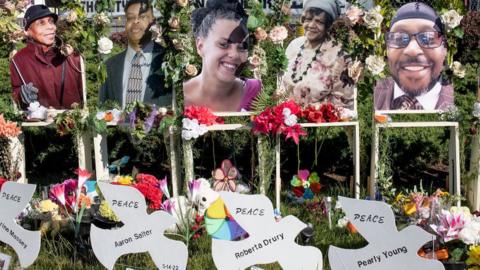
390, 2, 444, 34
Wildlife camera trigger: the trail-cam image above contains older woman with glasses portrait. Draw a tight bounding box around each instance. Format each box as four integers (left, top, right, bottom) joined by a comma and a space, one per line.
374, 2, 454, 111
279, 0, 357, 113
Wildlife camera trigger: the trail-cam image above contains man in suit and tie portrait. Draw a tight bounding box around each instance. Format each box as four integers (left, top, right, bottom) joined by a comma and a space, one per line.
374, 2, 454, 111
99, 0, 172, 108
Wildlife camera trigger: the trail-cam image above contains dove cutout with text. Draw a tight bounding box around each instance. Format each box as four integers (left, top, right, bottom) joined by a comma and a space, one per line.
0, 182, 41, 268
328, 196, 445, 270
90, 182, 188, 270
211, 192, 322, 270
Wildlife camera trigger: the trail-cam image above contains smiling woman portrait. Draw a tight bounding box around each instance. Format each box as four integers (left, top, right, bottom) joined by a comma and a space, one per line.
183, 0, 261, 112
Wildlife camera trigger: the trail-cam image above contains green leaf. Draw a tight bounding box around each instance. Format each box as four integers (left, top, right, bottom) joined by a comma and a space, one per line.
247, 16, 261, 30
453, 28, 464, 38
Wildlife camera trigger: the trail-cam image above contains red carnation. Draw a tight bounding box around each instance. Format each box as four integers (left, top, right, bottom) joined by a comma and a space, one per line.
184, 106, 224, 125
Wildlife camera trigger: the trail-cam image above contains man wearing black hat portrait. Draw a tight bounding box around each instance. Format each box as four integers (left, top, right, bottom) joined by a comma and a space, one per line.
99, 0, 171, 109
374, 2, 454, 111
10, 4, 84, 110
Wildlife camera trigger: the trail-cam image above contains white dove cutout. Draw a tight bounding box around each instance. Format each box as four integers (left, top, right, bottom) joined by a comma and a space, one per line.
90, 182, 188, 270
211, 192, 322, 270
328, 196, 445, 270
0, 181, 41, 268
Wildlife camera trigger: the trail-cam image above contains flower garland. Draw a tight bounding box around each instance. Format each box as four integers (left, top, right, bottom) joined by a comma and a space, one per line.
181, 106, 224, 140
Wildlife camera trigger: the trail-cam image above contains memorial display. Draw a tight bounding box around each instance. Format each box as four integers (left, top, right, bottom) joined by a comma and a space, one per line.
0, 0, 479, 269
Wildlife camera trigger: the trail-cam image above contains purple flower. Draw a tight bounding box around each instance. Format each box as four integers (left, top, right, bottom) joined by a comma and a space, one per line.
144, 106, 158, 133
188, 179, 202, 200
161, 199, 175, 214
129, 109, 137, 129
158, 176, 170, 198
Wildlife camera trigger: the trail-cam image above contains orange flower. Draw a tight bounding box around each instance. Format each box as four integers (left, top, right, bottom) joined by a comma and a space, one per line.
103, 112, 113, 122
78, 194, 92, 209
0, 114, 21, 137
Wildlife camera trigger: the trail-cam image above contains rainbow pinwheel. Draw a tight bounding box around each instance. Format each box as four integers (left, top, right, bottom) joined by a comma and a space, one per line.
290, 170, 322, 199
204, 197, 247, 240
212, 160, 238, 192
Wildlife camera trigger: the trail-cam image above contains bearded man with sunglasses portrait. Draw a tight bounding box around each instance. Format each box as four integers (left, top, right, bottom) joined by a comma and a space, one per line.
374, 2, 454, 111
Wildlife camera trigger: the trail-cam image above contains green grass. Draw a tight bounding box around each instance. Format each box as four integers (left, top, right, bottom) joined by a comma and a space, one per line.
0, 198, 368, 270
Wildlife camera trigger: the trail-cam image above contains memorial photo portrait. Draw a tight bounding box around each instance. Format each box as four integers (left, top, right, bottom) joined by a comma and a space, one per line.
280, 0, 358, 112
183, 0, 262, 112
99, 0, 172, 109
374, 2, 454, 111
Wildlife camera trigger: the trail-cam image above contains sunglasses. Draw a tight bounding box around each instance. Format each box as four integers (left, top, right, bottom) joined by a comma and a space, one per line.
386, 31, 444, 49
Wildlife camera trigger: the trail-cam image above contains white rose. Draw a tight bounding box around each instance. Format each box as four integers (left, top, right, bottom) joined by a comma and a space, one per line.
363, 6, 383, 29
66, 10, 78, 23
450, 61, 466, 78
348, 60, 363, 82
93, 12, 110, 25
337, 216, 349, 228
441, 10, 463, 31
97, 37, 113, 54
365, 55, 385, 75
158, 107, 168, 115
459, 218, 480, 245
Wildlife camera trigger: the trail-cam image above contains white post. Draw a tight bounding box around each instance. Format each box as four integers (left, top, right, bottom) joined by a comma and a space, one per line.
93, 132, 110, 181
450, 124, 461, 207
77, 132, 93, 172
353, 122, 360, 199
369, 120, 380, 199
275, 134, 281, 211
9, 135, 26, 183
169, 126, 180, 197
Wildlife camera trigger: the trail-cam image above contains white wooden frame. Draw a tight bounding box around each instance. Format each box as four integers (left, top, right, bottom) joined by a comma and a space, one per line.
369, 119, 461, 204
93, 124, 181, 195
189, 119, 361, 211
273, 121, 361, 210
11, 56, 91, 183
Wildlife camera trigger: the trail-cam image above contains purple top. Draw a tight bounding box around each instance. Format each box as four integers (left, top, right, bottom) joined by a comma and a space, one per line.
238, 79, 261, 111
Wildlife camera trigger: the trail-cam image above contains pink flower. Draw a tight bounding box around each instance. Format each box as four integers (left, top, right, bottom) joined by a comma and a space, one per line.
188, 179, 202, 200
269, 26, 288, 44
159, 176, 170, 198
76, 168, 91, 191
431, 209, 469, 242
345, 5, 364, 25
161, 199, 175, 214
49, 184, 66, 206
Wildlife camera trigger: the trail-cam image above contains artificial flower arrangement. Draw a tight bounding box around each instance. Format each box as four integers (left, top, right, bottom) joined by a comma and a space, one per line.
290, 169, 322, 201
27, 169, 94, 237
391, 188, 478, 265
252, 100, 344, 144
122, 101, 173, 141
181, 105, 224, 140
0, 114, 22, 180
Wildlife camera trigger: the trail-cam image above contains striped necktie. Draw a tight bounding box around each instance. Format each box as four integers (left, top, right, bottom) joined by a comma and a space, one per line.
125, 52, 143, 106
392, 95, 424, 110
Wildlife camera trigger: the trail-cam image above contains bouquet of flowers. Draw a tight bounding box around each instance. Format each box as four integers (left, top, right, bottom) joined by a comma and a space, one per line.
182, 105, 224, 140
252, 100, 307, 144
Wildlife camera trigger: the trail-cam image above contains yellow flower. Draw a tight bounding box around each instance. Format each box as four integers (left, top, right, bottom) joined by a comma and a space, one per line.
99, 201, 120, 222
118, 175, 133, 185
467, 245, 480, 267
403, 202, 417, 216
39, 199, 59, 213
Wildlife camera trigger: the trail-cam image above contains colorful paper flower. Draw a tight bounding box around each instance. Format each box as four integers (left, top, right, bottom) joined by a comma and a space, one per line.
212, 159, 238, 192
188, 179, 202, 201
290, 170, 322, 199
431, 209, 469, 242
49, 184, 66, 206
158, 177, 170, 199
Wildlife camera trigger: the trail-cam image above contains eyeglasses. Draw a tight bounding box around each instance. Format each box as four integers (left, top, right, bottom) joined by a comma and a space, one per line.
386, 31, 444, 49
